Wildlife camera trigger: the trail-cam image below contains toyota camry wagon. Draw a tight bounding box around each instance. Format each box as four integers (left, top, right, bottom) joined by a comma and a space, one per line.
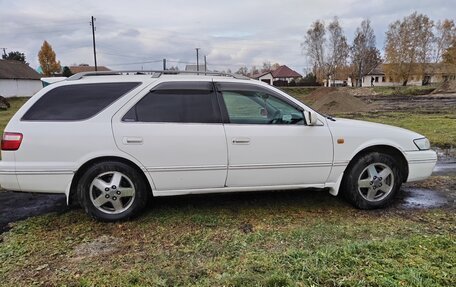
0, 71, 437, 221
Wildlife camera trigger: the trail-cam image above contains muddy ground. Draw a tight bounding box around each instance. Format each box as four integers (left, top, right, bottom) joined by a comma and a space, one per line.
354, 91, 456, 113
0, 159, 454, 234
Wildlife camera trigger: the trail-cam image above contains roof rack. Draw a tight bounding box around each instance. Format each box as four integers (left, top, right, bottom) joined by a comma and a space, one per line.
67, 70, 251, 81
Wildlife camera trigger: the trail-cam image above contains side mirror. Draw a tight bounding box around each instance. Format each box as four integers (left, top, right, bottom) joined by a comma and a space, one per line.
304, 110, 318, 126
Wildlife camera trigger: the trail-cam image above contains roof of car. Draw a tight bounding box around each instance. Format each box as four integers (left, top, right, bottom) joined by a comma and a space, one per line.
66, 70, 251, 82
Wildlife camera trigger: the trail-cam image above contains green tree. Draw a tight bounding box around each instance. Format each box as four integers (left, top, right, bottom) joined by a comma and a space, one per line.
2, 51, 28, 64
38, 41, 61, 76
62, 66, 73, 77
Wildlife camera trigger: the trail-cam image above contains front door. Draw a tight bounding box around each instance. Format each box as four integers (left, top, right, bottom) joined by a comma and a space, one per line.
112, 81, 228, 191
216, 82, 333, 187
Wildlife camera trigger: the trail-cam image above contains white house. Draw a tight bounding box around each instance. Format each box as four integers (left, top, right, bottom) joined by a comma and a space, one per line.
252, 65, 302, 85
0, 60, 42, 97
349, 63, 456, 87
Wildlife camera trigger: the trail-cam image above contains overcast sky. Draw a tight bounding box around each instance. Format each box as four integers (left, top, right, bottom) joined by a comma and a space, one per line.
0, 0, 454, 73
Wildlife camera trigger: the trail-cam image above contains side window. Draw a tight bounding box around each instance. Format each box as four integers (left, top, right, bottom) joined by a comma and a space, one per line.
122, 82, 220, 123
22, 82, 140, 121
220, 86, 304, 125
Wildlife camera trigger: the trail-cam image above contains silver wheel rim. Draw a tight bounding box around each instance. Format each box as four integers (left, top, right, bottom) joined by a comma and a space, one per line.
89, 171, 136, 214
357, 163, 394, 202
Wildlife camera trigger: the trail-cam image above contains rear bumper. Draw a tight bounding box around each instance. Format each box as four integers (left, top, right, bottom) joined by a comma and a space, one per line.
0, 161, 20, 191
0, 161, 72, 193
404, 150, 437, 182
0, 172, 21, 191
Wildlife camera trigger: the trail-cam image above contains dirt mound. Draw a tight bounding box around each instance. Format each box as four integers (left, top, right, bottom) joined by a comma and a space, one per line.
306, 87, 337, 102
432, 80, 456, 94
306, 88, 374, 113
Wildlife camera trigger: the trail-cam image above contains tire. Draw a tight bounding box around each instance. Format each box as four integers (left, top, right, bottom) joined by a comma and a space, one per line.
77, 161, 149, 221
341, 152, 403, 209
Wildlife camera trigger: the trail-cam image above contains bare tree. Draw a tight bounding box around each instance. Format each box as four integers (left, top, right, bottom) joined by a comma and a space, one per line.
250, 65, 259, 76
384, 12, 434, 85
433, 19, 456, 63
261, 61, 272, 72
236, 66, 249, 76
350, 19, 381, 87
443, 40, 456, 64
302, 20, 326, 82
271, 63, 281, 70
326, 17, 349, 86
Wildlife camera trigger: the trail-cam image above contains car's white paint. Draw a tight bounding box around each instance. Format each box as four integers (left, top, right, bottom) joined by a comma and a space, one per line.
0, 74, 437, 202
223, 124, 333, 187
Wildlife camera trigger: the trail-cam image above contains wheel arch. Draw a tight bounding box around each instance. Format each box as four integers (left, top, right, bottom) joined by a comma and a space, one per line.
345, 145, 409, 183
67, 156, 153, 205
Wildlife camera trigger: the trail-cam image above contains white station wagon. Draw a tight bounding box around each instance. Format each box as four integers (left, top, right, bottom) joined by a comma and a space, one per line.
0, 71, 437, 221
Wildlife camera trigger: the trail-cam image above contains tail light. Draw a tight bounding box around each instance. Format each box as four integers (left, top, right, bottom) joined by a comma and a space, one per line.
1, 132, 23, 151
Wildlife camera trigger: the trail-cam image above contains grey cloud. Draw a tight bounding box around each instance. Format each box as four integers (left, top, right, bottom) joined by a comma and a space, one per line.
1, 0, 455, 73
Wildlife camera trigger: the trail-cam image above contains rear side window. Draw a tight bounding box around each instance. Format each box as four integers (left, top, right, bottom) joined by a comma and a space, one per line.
122, 82, 221, 123
22, 82, 140, 121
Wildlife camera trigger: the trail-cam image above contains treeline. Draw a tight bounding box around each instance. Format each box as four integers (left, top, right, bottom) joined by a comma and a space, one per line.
301, 12, 456, 86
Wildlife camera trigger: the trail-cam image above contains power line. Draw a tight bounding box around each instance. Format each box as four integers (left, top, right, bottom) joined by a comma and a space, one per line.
98, 51, 157, 59
105, 59, 163, 66
167, 60, 194, 64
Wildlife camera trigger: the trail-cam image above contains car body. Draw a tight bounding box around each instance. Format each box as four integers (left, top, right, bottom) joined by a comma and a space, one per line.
0, 71, 437, 221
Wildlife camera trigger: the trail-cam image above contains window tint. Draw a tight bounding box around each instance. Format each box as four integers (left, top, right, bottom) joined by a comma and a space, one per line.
22, 82, 140, 121
123, 82, 220, 123
220, 88, 304, 125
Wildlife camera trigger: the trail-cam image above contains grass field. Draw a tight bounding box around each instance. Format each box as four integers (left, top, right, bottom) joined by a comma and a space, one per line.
0, 95, 455, 286
342, 112, 456, 148
371, 86, 437, 96
1, 191, 455, 286
0, 97, 28, 133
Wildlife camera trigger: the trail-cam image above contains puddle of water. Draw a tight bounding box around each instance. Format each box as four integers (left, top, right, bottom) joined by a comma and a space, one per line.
400, 187, 448, 209
433, 161, 456, 176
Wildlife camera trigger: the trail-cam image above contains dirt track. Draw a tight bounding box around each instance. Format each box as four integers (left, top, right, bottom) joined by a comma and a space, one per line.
354, 92, 456, 113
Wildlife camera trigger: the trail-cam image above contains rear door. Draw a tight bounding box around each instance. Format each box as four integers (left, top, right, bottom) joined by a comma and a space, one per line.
112, 81, 228, 191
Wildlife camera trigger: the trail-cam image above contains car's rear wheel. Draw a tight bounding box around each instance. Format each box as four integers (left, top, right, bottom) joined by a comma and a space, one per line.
78, 161, 149, 221
341, 152, 403, 209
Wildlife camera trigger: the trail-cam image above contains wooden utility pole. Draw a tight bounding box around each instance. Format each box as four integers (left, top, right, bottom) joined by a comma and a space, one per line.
204, 55, 207, 72
90, 16, 98, 71
195, 48, 200, 73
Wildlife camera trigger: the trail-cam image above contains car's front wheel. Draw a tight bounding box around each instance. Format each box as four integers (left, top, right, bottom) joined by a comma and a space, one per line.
77, 161, 149, 221
341, 152, 403, 209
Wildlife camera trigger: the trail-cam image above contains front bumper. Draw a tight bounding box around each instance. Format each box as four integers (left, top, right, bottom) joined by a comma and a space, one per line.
404, 150, 437, 182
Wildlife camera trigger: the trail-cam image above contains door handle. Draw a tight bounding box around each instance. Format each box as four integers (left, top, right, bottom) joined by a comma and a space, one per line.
232, 137, 250, 144
123, 137, 143, 144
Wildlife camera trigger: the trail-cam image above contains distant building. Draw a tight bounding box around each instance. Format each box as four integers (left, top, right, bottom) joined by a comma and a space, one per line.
69, 64, 111, 74
0, 60, 42, 97
251, 65, 302, 85
185, 64, 207, 72
348, 63, 456, 87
